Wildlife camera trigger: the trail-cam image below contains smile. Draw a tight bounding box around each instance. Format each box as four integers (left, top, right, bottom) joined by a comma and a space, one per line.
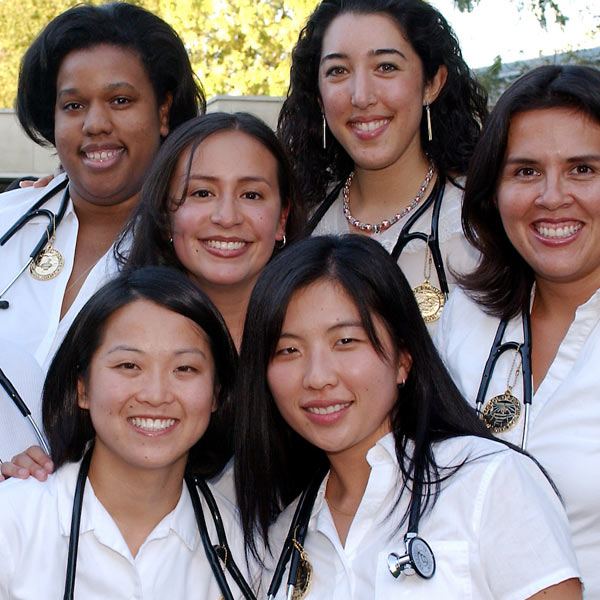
84, 148, 124, 162
205, 240, 247, 250
350, 119, 390, 132
306, 403, 350, 415
128, 417, 176, 432
534, 223, 582, 239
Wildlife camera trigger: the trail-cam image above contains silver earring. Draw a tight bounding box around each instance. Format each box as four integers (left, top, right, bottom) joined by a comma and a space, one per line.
276, 235, 287, 250
397, 378, 406, 391
169, 237, 173, 244
425, 102, 432, 142
322, 113, 327, 150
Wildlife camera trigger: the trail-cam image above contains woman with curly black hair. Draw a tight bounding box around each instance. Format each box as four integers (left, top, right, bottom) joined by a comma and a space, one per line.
279, 0, 487, 328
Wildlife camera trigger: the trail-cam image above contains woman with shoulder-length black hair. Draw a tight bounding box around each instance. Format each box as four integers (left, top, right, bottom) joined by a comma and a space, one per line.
234, 235, 579, 599
0, 267, 259, 599
435, 64, 600, 597
279, 0, 486, 329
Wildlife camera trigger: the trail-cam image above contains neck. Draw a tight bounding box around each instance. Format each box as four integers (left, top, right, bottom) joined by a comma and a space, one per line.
533, 276, 599, 319
87, 444, 186, 557
351, 151, 432, 217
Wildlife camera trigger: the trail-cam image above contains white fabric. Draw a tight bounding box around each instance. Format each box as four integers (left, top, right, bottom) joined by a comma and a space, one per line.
263, 433, 579, 600
0, 460, 252, 599
311, 177, 479, 331
0, 175, 120, 370
0, 339, 46, 462
434, 287, 600, 598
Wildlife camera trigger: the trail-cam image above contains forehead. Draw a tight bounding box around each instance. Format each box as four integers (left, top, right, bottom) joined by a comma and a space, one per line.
321, 11, 413, 58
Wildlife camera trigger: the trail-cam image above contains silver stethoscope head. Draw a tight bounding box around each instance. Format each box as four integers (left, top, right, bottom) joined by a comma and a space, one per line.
388, 533, 436, 580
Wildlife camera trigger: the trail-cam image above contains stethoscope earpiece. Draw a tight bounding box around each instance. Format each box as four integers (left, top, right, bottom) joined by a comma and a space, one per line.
388, 536, 436, 580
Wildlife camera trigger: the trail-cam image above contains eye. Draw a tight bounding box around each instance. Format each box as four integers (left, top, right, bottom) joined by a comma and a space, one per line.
116, 362, 138, 370
377, 63, 398, 73
242, 191, 263, 200
62, 101, 83, 111
336, 337, 357, 346
190, 189, 213, 198
176, 365, 198, 374
274, 346, 299, 356
325, 65, 347, 77
112, 96, 132, 107
571, 164, 595, 175
515, 167, 539, 177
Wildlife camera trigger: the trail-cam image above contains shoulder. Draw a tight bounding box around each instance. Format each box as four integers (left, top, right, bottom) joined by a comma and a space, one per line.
0, 174, 68, 217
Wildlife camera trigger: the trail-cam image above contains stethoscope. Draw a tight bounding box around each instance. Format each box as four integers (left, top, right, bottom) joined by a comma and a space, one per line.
0, 367, 50, 456
0, 178, 69, 310
475, 309, 533, 450
63, 446, 256, 600
305, 176, 449, 299
267, 472, 435, 600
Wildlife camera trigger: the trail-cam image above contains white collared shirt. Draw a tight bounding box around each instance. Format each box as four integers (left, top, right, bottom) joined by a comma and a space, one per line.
311, 178, 479, 331
0, 460, 252, 599
434, 286, 600, 597
0, 175, 121, 370
263, 434, 579, 600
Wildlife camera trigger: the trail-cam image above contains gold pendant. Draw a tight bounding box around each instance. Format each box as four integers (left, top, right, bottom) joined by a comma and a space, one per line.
482, 392, 521, 433
29, 247, 64, 281
413, 279, 445, 323
292, 554, 313, 600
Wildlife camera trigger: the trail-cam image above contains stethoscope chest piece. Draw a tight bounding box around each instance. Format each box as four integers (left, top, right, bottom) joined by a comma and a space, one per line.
388, 536, 436, 580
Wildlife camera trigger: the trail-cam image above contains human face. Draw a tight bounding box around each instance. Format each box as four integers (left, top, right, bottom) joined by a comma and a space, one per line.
54, 44, 170, 209
318, 12, 445, 172
170, 130, 288, 294
77, 299, 216, 477
267, 280, 411, 462
497, 108, 600, 293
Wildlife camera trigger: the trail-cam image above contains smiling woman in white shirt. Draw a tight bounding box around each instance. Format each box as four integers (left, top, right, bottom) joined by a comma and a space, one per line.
434, 64, 600, 598
234, 235, 580, 600
0, 267, 255, 600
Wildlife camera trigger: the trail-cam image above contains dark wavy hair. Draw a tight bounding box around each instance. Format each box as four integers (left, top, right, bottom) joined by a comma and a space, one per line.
278, 0, 488, 207
117, 112, 304, 271
459, 65, 600, 320
234, 235, 493, 558
17, 2, 204, 147
42, 267, 237, 478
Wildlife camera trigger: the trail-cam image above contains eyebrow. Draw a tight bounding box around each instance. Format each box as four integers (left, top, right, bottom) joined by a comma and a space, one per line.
279, 320, 364, 339
57, 81, 136, 98
106, 345, 208, 360
320, 48, 405, 65
186, 174, 274, 187
504, 154, 600, 166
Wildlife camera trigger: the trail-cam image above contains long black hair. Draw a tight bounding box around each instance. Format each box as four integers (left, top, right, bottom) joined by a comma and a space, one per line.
116, 112, 304, 271
278, 0, 488, 207
234, 235, 492, 558
17, 1, 204, 147
42, 266, 237, 478
459, 65, 600, 320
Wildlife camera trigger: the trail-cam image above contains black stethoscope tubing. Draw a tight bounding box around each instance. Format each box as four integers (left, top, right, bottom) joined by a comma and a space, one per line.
267, 470, 433, 599
64, 447, 255, 600
475, 309, 533, 450
0, 367, 50, 456
0, 179, 69, 309
304, 176, 449, 298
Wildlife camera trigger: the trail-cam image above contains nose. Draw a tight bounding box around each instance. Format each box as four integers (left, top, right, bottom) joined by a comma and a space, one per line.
136, 369, 173, 406
534, 172, 573, 210
302, 349, 338, 390
350, 70, 376, 109
210, 193, 243, 227
82, 101, 113, 136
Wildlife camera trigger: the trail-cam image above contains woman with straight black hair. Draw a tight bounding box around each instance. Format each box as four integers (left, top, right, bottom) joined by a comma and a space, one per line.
0, 267, 257, 598
234, 235, 579, 599
279, 0, 486, 328
435, 64, 600, 596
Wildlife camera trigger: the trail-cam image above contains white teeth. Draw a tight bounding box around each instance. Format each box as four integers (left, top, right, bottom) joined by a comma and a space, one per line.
85, 149, 122, 161
352, 119, 389, 132
535, 223, 582, 239
306, 403, 350, 415
129, 417, 176, 432
205, 240, 246, 250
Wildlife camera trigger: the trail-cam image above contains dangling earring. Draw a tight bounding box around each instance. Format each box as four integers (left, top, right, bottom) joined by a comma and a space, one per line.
425, 102, 433, 142
322, 113, 327, 150
169, 236, 173, 244
397, 378, 406, 391
276, 234, 287, 250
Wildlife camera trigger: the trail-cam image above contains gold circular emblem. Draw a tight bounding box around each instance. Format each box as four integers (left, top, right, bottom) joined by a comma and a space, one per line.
29, 247, 64, 281
413, 280, 445, 323
292, 555, 313, 600
482, 392, 521, 433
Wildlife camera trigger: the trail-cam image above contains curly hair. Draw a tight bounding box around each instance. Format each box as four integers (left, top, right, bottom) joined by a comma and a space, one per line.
278, 0, 488, 207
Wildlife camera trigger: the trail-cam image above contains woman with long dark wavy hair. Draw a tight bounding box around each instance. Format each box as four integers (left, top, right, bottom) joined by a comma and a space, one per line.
279, 0, 487, 329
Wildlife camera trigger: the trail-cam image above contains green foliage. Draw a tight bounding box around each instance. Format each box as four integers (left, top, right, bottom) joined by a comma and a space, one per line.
453, 0, 567, 27
0, 0, 318, 108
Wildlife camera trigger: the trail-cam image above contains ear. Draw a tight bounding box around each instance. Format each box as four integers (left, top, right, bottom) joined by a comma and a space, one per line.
276, 203, 290, 241
158, 92, 173, 138
424, 65, 448, 105
77, 378, 89, 410
396, 350, 413, 386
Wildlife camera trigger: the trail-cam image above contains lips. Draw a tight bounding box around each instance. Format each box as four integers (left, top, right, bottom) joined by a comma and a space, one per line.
128, 417, 177, 432
306, 402, 351, 415
350, 118, 391, 132
534, 222, 582, 240
205, 239, 247, 251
